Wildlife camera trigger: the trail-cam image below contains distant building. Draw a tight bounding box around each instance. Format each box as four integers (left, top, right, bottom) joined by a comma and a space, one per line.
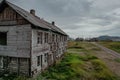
75, 38, 84, 42
0, 0, 68, 76
89, 38, 98, 42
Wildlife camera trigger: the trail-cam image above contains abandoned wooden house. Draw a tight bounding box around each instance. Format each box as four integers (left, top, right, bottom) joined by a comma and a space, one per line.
0, 0, 68, 76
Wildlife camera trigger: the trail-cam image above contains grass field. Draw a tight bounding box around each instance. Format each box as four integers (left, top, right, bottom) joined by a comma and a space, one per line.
98, 41, 120, 53
40, 41, 117, 80
41, 53, 116, 80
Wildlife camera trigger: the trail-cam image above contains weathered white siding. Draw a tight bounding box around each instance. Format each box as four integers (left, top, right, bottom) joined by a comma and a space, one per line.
31, 29, 67, 76
0, 1, 68, 76
31, 29, 52, 75
0, 24, 31, 58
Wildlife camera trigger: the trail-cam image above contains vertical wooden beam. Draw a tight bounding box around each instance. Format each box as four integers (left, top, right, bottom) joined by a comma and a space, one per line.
29, 25, 32, 77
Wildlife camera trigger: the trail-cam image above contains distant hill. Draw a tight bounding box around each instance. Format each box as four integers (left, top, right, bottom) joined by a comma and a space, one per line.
97, 35, 120, 41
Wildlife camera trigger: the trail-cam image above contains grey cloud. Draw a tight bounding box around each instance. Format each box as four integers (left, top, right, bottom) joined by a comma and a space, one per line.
39, 0, 92, 17
7, 0, 120, 38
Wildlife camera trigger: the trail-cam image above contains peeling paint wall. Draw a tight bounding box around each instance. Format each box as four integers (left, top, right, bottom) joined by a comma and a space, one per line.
31, 29, 67, 76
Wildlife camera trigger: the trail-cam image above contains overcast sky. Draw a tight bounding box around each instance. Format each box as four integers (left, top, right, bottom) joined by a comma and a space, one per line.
7, 0, 120, 38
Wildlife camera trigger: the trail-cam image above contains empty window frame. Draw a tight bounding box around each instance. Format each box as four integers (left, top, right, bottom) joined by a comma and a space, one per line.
44, 53, 48, 62
60, 36, 62, 42
55, 35, 57, 42
52, 34, 55, 42
37, 32, 43, 44
0, 32, 7, 45
37, 55, 43, 67
37, 56, 40, 66
4, 57, 9, 69
45, 33, 48, 43
0, 56, 3, 69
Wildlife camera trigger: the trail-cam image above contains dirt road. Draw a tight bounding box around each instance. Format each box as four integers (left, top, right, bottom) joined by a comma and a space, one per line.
91, 42, 120, 76
92, 42, 120, 58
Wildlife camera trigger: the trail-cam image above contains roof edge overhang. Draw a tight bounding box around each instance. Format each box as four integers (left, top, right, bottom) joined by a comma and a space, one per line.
0, 0, 68, 36
32, 25, 67, 36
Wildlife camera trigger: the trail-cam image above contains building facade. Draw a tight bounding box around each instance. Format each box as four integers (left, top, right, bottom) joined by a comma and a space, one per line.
0, 0, 67, 76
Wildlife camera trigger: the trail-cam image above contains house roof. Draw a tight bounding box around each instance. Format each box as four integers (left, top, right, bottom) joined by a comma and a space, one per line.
0, 0, 67, 35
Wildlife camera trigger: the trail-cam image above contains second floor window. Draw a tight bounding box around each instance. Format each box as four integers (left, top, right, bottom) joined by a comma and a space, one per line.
52, 34, 55, 42
45, 33, 48, 43
0, 32, 7, 45
37, 32, 43, 44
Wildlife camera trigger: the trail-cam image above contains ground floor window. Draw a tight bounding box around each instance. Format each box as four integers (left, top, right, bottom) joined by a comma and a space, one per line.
44, 53, 48, 62
37, 55, 43, 67
0, 56, 3, 69
37, 56, 40, 66
0, 56, 9, 69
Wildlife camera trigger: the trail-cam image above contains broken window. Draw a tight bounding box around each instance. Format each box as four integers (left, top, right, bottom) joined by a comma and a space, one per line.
37, 55, 43, 67
3, 57, 9, 69
60, 36, 62, 42
37, 32, 43, 44
0, 56, 9, 69
0, 32, 7, 45
52, 34, 55, 42
40, 55, 43, 67
44, 53, 48, 62
45, 33, 48, 43
56, 35, 58, 42
37, 56, 40, 66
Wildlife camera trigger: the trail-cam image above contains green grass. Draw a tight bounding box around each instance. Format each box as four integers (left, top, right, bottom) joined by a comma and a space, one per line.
91, 59, 116, 80
114, 58, 120, 63
0, 74, 29, 80
40, 41, 117, 80
67, 41, 101, 55
99, 42, 120, 53
41, 52, 117, 80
